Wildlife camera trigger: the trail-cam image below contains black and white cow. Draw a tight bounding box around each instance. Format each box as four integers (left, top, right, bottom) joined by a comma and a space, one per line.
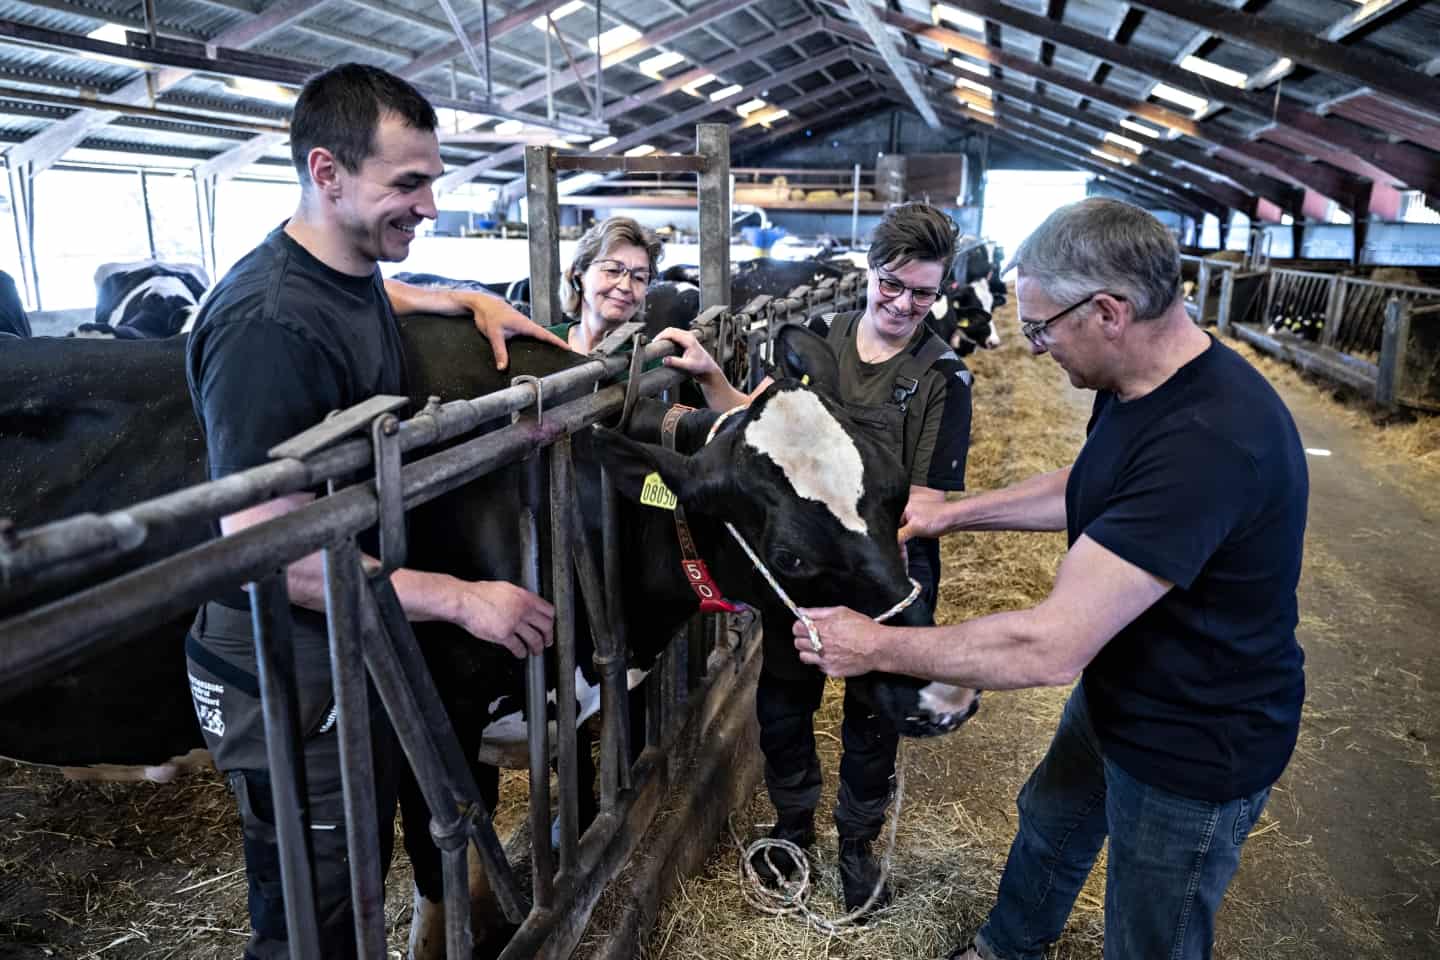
0, 269, 28, 340
0, 319, 977, 957
929, 276, 999, 356
72, 259, 209, 340
730, 257, 847, 305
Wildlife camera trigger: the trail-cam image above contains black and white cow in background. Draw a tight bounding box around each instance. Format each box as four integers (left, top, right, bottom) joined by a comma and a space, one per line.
72, 259, 209, 339
0, 319, 977, 958
0, 269, 28, 340
925, 240, 1001, 356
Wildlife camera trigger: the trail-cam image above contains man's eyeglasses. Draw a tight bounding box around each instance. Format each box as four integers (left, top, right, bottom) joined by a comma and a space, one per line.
875, 272, 940, 308
1020, 291, 1124, 347
592, 259, 652, 288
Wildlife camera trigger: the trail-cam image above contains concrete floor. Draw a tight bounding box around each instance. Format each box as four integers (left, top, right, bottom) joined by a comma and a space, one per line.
1216, 373, 1440, 958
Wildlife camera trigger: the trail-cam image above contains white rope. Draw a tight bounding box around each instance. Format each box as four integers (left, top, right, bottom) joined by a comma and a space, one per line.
728, 740, 907, 934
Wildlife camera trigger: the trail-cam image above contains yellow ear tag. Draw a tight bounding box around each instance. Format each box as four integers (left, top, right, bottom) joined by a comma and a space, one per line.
801, 374, 810, 385
639, 472, 678, 510
960, 319, 969, 328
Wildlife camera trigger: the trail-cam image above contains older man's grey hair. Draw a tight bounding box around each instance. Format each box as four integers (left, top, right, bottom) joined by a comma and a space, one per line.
1012, 198, 1182, 321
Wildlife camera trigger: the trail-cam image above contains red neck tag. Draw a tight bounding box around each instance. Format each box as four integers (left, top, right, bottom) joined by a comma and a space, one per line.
681, 558, 740, 614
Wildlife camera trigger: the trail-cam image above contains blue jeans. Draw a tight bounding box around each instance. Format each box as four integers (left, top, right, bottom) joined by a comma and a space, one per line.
975, 686, 1270, 960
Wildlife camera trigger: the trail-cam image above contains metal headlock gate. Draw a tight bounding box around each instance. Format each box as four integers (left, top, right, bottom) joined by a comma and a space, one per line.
0, 123, 867, 959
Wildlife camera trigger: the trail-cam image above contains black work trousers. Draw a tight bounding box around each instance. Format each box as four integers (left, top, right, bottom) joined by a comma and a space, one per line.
755, 542, 937, 840
187, 600, 399, 960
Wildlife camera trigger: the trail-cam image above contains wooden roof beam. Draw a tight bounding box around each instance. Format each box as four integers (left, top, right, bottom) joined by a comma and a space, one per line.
839, 0, 939, 128
926, 0, 1440, 198
1126, 0, 1440, 121
827, 10, 1371, 211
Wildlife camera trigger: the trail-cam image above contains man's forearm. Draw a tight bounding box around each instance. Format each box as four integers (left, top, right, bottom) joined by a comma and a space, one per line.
384, 278, 476, 316
946, 466, 1071, 532
877, 608, 1075, 690
281, 546, 462, 624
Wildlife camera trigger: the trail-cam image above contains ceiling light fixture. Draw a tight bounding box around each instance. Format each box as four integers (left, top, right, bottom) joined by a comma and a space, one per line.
1119, 118, 1161, 139
624, 143, 656, 157
932, 3, 985, 33
531, 1, 584, 32
1179, 55, 1247, 89
588, 24, 641, 58
1104, 131, 1146, 153
639, 50, 684, 78
589, 135, 618, 151
736, 98, 769, 116
955, 78, 991, 96
1151, 82, 1208, 115
709, 83, 744, 101
493, 119, 524, 135
951, 57, 990, 78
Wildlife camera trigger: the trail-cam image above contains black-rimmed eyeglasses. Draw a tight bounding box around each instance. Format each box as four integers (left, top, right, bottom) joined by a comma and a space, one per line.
875, 272, 940, 308
1020, 291, 1124, 347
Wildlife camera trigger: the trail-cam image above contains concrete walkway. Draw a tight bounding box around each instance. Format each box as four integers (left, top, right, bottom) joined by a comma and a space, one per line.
1218, 374, 1440, 959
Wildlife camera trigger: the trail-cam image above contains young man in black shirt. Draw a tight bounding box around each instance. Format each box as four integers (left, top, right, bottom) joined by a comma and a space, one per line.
185, 64, 564, 959
791, 198, 1308, 960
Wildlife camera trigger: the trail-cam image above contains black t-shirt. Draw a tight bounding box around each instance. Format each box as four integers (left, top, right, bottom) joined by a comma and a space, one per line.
1070, 335, 1308, 801
186, 225, 406, 608
806, 314, 972, 491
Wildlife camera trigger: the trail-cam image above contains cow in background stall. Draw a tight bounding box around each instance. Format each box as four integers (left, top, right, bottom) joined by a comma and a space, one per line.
72, 259, 209, 339
0, 269, 29, 340
927, 239, 1001, 356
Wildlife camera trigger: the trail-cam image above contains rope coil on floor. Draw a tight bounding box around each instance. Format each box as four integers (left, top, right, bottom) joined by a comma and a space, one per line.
728, 740, 907, 934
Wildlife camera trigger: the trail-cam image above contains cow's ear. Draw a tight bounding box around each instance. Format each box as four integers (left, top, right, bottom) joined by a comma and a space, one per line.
589, 425, 733, 511
772, 324, 840, 401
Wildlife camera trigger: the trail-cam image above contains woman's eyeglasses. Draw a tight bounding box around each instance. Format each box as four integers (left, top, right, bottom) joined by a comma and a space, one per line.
875, 272, 940, 308
592, 259, 652, 288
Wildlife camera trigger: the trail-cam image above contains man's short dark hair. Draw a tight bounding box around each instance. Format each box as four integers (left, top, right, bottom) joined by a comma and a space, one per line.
290, 63, 438, 184
868, 203, 960, 278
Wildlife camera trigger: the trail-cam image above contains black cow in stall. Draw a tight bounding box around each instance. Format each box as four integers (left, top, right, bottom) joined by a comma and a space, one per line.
393, 271, 532, 307
927, 278, 998, 357
72, 259, 209, 339
0, 269, 28, 340
0, 321, 977, 957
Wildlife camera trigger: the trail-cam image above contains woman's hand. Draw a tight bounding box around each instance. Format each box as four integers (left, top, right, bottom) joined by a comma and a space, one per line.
654, 327, 723, 382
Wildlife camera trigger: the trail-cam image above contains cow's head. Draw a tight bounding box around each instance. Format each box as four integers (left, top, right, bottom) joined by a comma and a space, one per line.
928, 280, 998, 356
594, 325, 979, 737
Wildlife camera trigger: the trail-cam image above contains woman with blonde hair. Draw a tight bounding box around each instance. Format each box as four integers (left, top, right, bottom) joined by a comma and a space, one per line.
552, 216, 663, 354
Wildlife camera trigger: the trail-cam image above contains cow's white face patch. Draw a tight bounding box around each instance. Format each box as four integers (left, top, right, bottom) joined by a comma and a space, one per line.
969, 278, 994, 314
744, 389, 868, 535
918, 682, 978, 717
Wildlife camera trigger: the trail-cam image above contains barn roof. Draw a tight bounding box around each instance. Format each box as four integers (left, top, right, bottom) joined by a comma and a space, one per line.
0, 0, 1434, 219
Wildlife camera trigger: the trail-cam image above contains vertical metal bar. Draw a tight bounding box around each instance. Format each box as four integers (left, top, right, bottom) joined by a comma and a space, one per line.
850, 163, 861, 249
322, 539, 385, 958
545, 21, 554, 122
362, 578, 525, 925
598, 467, 632, 801
550, 438, 580, 875
697, 124, 731, 313
593, 0, 603, 124
1322, 276, 1345, 349
480, 0, 493, 103
1377, 297, 1410, 410
646, 644, 665, 748
142, 0, 158, 43
138, 170, 157, 260
354, 581, 476, 957
1217, 267, 1234, 336
525, 146, 560, 330
1195, 261, 1211, 327
247, 573, 321, 960
517, 451, 554, 909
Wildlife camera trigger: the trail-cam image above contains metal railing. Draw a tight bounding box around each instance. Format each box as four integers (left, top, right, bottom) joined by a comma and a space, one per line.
1215, 265, 1440, 405
0, 124, 873, 959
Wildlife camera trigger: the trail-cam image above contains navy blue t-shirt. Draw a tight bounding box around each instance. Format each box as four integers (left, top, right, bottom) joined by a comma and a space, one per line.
1070, 335, 1307, 802
186, 224, 406, 609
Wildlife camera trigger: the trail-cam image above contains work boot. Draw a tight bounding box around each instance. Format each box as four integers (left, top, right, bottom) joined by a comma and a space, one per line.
838, 836, 892, 917
749, 809, 815, 888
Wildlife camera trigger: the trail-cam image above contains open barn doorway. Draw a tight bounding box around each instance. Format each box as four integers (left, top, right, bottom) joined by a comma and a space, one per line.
980, 170, 1091, 264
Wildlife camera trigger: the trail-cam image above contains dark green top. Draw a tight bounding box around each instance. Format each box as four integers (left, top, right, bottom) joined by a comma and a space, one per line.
810, 313, 972, 491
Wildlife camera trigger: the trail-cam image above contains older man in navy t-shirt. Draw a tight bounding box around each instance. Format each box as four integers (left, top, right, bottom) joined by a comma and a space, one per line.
790, 198, 1308, 960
